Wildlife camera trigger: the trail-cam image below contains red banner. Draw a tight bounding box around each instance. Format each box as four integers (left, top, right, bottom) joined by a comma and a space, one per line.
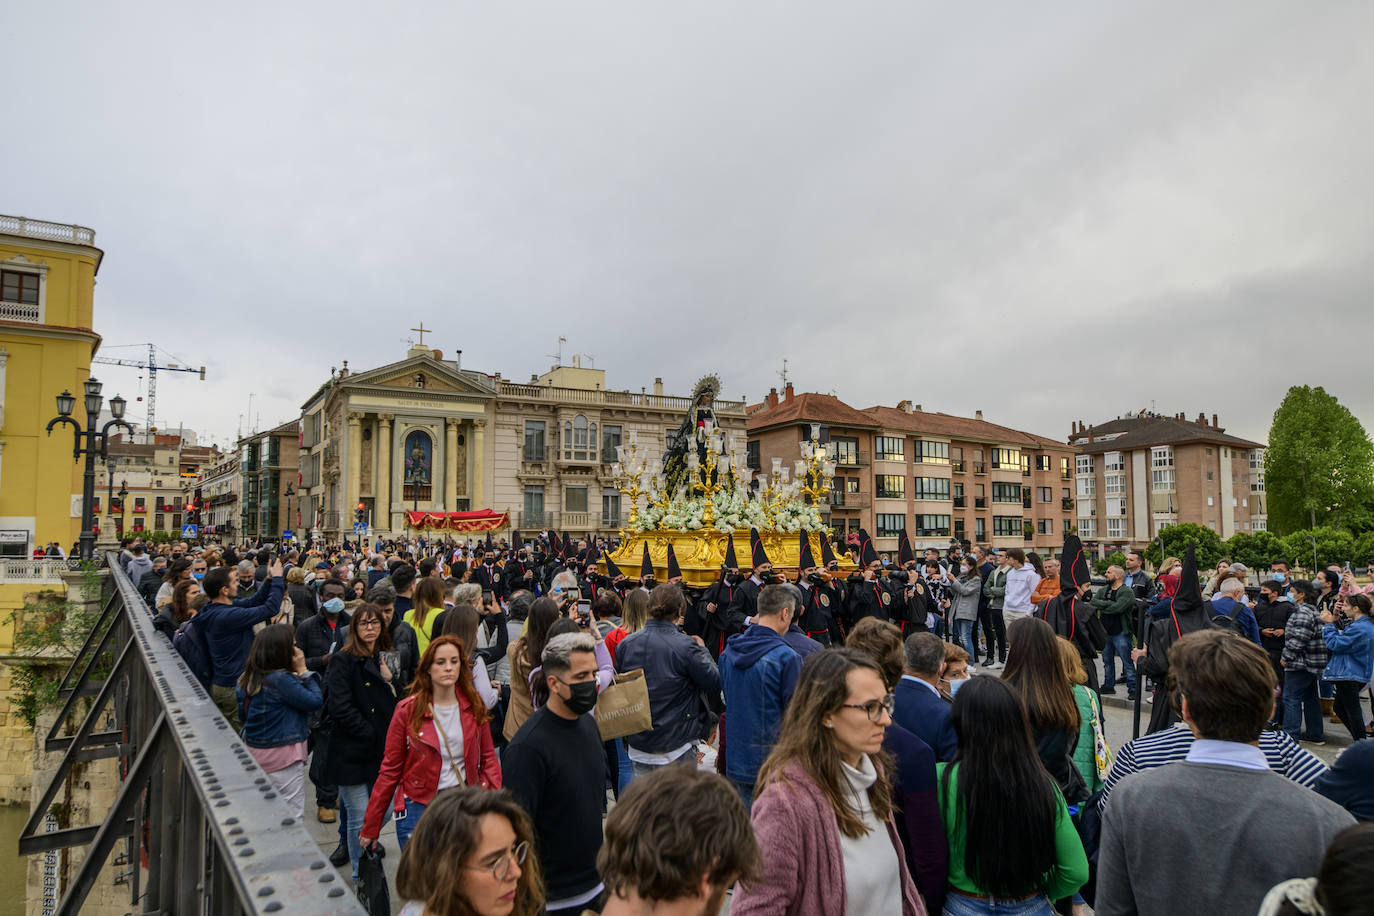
403, 510, 510, 533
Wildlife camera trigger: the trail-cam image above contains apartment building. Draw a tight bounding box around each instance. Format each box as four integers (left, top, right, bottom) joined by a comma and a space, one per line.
748, 386, 1078, 555
196, 450, 240, 538
1068, 411, 1266, 553
95, 435, 221, 536
238, 420, 301, 541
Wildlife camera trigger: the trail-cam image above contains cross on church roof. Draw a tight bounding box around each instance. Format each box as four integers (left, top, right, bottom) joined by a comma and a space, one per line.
410, 323, 431, 346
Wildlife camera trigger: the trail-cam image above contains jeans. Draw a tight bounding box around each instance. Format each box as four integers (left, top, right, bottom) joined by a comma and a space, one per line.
628, 750, 697, 782
942, 889, 1054, 915
338, 782, 374, 879
1332, 681, 1367, 743
615, 738, 633, 795
1283, 670, 1323, 741
978, 606, 1007, 662
1101, 632, 1136, 691
954, 619, 976, 661
393, 796, 427, 850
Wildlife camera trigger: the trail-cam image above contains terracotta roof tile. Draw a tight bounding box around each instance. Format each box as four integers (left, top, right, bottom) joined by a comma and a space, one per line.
861, 406, 1073, 450
747, 393, 879, 431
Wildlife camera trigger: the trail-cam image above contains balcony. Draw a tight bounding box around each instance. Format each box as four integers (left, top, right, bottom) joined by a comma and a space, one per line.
515, 511, 620, 531
832, 450, 870, 468
497, 381, 747, 415
0, 300, 40, 323
1062, 497, 1075, 511
0, 214, 96, 245
0, 557, 69, 585
953, 497, 966, 509
951, 461, 966, 473
972, 462, 987, 475
974, 498, 987, 509
829, 494, 870, 510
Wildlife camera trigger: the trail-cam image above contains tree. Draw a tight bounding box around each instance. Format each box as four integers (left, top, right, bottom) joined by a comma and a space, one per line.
1354, 532, 1374, 569
1093, 551, 1126, 576
1279, 527, 1356, 574
1143, 523, 1224, 572
1265, 386, 1374, 534
1224, 530, 1286, 572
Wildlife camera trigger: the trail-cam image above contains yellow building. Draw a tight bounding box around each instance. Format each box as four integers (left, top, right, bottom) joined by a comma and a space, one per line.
0, 215, 103, 562
0, 214, 103, 802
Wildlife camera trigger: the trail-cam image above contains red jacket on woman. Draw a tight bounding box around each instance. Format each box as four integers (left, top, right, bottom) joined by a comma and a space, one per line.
362, 692, 500, 839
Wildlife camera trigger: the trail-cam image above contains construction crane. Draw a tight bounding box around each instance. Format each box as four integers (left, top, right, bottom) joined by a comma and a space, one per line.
92, 343, 205, 442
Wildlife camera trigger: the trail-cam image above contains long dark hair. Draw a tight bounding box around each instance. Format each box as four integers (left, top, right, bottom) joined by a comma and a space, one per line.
164, 557, 192, 583
237, 624, 295, 696
943, 676, 1061, 898
1002, 616, 1080, 732
520, 597, 561, 669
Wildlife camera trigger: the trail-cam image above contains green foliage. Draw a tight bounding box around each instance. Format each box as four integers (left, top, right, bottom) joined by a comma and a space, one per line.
1223, 530, 1287, 572
1353, 532, 1374, 569
7, 564, 107, 728
1279, 527, 1356, 573
1265, 386, 1374, 535
1143, 523, 1225, 571
1094, 551, 1126, 576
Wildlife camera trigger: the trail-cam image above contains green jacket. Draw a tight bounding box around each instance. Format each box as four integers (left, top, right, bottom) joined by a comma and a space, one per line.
984, 567, 1007, 609
1091, 583, 1136, 640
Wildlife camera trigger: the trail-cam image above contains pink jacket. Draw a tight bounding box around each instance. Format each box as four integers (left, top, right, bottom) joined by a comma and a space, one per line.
731, 761, 926, 916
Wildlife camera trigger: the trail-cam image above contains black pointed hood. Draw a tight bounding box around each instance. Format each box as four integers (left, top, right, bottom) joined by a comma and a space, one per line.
1061, 533, 1091, 591
898, 529, 915, 566
603, 549, 624, 579
640, 541, 654, 579
722, 533, 740, 571
857, 529, 879, 567
798, 531, 817, 570
1172, 542, 1205, 617
665, 543, 682, 579
749, 527, 771, 569
512, 530, 523, 551
820, 536, 838, 566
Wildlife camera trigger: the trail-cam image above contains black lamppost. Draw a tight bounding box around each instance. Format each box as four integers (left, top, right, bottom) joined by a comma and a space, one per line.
284, 482, 295, 542
118, 480, 128, 538
46, 379, 133, 562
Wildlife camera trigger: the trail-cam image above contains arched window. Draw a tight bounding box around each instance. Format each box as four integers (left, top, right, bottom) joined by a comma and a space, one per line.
566, 415, 592, 460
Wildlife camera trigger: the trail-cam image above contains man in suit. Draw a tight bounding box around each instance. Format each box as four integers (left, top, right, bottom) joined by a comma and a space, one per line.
893, 631, 957, 761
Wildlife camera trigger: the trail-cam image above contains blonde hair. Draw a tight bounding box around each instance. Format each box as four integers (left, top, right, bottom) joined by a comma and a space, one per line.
1056, 636, 1087, 686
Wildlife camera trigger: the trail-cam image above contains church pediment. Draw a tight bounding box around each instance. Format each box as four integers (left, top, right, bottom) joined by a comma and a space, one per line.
342, 354, 496, 399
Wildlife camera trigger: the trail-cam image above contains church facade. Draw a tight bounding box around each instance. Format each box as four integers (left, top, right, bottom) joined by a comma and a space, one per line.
297, 344, 747, 541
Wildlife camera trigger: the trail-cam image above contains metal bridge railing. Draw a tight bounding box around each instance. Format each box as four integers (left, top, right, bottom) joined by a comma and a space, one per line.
18, 554, 367, 915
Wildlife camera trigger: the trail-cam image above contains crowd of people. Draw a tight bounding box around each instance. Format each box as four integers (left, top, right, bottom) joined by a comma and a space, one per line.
111, 523, 1374, 916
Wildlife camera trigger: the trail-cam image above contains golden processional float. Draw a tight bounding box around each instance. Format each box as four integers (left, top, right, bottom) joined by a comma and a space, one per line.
600, 375, 856, 588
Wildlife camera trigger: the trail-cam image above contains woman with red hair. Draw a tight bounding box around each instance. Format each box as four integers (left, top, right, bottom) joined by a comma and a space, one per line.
360, 635, 501, 851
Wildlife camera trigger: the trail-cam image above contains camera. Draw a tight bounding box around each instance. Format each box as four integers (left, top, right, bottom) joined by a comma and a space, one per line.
888, 569, 910, 584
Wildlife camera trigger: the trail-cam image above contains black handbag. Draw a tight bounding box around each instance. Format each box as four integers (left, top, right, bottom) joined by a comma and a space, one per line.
355, 845, 390, 916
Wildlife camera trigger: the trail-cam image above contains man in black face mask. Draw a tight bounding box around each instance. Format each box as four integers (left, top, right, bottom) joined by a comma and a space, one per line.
473, 548, 506, 601
502, 632, 608, 912
794, 531, 843, 646
692, 534, 746, 659
727, 528, 775, 629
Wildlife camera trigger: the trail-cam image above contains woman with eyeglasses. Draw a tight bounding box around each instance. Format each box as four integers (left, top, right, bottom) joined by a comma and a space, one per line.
360, 636, 500, 852
732, 648, 927, 915
395, 786, 543, 916
325, 603, 398, 881
937, 675, 1088, 915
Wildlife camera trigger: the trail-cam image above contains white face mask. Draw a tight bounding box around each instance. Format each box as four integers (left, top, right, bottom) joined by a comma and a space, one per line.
948, 676, 970, 696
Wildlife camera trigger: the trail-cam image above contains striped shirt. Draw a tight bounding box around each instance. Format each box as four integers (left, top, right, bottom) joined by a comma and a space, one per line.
1099, 725, 1328, 810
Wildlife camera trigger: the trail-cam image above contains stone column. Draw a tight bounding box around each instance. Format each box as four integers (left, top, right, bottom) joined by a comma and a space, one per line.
376, 414, 393, 533
472, 418, 486, 509
445, 418, 459, 510
346, 413, 362, 525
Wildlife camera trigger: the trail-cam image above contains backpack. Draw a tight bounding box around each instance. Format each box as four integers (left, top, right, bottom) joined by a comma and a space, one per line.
174, 617, 215, 690
1204, 598, 1241, 633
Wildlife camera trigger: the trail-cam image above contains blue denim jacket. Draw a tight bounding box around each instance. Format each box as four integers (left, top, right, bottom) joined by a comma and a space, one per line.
237, 670, 324, 749
1323, 616, 1374, 684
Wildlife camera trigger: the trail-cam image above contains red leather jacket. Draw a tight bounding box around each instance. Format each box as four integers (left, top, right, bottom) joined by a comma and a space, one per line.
362, 693, 500, 839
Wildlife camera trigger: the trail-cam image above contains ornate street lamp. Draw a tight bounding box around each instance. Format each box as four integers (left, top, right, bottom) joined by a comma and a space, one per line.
46, 378, 133, 561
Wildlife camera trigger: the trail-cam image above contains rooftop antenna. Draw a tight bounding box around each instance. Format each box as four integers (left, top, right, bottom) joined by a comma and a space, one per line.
547, 336, 568, 367
777, 358, 790, 389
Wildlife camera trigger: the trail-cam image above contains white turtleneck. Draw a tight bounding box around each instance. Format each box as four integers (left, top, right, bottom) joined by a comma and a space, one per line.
838, 754, 903, 915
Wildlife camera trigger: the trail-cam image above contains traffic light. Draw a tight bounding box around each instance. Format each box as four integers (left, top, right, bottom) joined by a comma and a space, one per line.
355, 503, 366, 524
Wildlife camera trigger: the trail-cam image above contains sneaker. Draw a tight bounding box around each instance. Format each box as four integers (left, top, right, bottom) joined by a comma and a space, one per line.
329, 842, 349, 867
986, 660, 1003, 670
1099, 686, 1117, 695
1127, 691, 1137, 701
317, 805, 337, 824
1301, 736, 1326, 746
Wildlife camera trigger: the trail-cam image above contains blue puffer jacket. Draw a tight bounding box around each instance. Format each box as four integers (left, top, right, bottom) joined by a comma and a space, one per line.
1323, 616, 1374, 683
614, 618, 723, 754
237, 670, 324, 749
719, 625, 801, 784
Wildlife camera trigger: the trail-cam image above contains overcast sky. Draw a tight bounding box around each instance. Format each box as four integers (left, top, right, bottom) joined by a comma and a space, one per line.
6, 1, 1372, 451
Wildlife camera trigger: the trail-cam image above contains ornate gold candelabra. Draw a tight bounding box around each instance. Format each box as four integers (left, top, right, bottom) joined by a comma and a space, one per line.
690, 421, 727, 526
797, 424, 837, 506
612, 434, 648, 534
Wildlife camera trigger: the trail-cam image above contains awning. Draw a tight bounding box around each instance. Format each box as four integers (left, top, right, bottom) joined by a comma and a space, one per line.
403, 510, 510, 533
